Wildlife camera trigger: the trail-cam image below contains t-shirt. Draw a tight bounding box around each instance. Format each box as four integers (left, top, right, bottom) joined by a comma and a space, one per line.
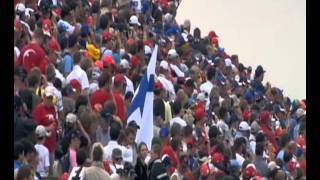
112, 90, 126, 122
170, 117, 187, 127
90, 89, 112, 107
32, 103, 58, 154
66, 65, 90, 90
69, 148, 78, 171
35, 144, 50, 177
16, 42, 49, 73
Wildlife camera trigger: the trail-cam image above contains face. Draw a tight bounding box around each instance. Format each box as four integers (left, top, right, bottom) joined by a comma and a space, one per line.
72, 137, 81, 149
127, 133, 135, 145
151, 149, 158, 160
140, 144, 148, 159
100, 119, 109, 131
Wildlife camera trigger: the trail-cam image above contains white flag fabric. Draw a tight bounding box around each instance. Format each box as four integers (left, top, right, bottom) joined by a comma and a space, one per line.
127, 45, 158, 150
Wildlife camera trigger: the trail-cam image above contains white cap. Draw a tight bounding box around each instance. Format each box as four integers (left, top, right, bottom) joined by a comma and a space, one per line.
164, 13, 173, 23
239, 121, 250, 131
44, 86, 55, 97
168, 49, 178, 59
66, 113, 77, 123
225, 58, 232, 67
197, 92, 206, 102
296, 108, 305, 118
268, 161, 280, 171
35, 125, 51, 138
15, 3, 26, 13
144, 45, 152, 55
129, 15, 141, 26
160, 60, 169, 70
120, 59, 130, 69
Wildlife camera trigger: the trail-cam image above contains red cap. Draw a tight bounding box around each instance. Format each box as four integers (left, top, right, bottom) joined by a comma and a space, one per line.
48, 37, 60, 52
195, 108, 206, 120
114, 74, 126, 85
260, 111, 270, 124
127, 38, 135, 46
70, 79, 81, 92
208, 30, 219, 38
102, 31, 113, 42
103, 55, 115, 67
212, 152, 224, 164
245, 164, 257, 178
243, 109, 250, 121
154, 81, 164, 90
130, 56, 139, 67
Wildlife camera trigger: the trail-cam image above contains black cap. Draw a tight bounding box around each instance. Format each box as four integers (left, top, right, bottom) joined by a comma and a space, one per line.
100, 108, 113, 123
127, 121, 140, 129
254, 65, 266, 78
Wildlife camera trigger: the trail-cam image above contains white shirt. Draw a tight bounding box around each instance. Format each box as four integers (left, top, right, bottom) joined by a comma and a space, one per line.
55, 69, 66, 87
57, 19, 75, 35
68, 166, 84, 180
158, 74, 175, 102
170, 117, 187, 127
169, 64, 185, 77
47, 82, 64, 112
35, 144, 50, 177
66, 65, 90, 90
200, 81, 214, 97
112, 75, 135, 94
103, 141, 133, 163
109, 163, 124, 176
236, 153, 245, 167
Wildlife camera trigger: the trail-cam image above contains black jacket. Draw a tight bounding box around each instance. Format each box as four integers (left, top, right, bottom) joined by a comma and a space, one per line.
134, 158, 148, 180
149, 159, 169, 180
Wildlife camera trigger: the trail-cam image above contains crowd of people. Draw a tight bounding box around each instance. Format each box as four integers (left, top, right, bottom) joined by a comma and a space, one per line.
14, 0, 306, 180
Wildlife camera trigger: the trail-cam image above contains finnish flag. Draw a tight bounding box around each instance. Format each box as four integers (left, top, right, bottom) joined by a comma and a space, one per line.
127, 45, 158, 149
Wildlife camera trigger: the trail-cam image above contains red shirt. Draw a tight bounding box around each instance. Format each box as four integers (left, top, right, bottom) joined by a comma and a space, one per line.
90, 89, 112, 107
17, 42, 49, 74
260, 124, 279, 151
112, 90, 126, 122
32, 103, 58, 154
162, 143, 178, 176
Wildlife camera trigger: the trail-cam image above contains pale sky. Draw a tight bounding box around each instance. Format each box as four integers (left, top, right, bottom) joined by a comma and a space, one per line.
176, 0, 306, 100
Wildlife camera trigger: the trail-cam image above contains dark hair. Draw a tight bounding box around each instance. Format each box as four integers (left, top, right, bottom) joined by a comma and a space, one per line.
76, 148, 88, 166
152, 144, 162, 157
99, 14, 109, 30
125, 91, 134, 100
208, 125, 220, 139
206, 67, 216, 81
98, 71, 111, 88
183, 125, 193, 137
255, 142, 264, 156
233, 137, 246, 151
279, 133, 290, 148
61, 5, 71, 19
110, 122, 121, 140
53, 78, 62, 91
46, 63, 56, 82
193, 28, 201, 39
219, 106, 227, 119
73, 51, 83, 64
68, 34, 78, 48
91, 0, 101, 14
170, 123, 182, 138
75, 95, 89, 112
27, 71, 40, 88
14, 142, 24, 160
17, 165, 32, 180
171, 138, 181, 151
125, 127, 136, 136
59, 36, 69, 50
172, 101, 182, 115
138, 142, 147, 154
20, 139, 36, 156
255, 132, 266, 143
283, 151, 293, 163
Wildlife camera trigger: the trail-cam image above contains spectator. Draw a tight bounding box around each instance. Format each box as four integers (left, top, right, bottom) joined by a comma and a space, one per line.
259, 111, 279, 151
149, 144, 170, 180
96, 108, 112, 146
109, 148, 124, 176
68, 148, 88, 180
254, 143, 269, 177
16, 164, 34, 180
67, 130, 82, 171
135, 142, 148, 180
170, 101, 187, 127
14, 141, 25, 177
112, 73, 127, 121
125, 127, 138, 166
34, 125, 50, 177
159, 127, 178, 176
90, 71, 113, 108
82, 142, 111, 179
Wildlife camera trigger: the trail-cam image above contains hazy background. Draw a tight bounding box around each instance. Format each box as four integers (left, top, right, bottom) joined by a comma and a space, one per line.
176, 0, 306, 100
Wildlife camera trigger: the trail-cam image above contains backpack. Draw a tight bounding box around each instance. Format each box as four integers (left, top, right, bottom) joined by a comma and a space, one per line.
61, 150, 71, 173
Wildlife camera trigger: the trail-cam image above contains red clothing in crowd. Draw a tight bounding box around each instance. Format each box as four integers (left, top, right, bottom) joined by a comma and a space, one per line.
90, 89, 112, 107
32, 102, 58, 154
17, 42, 49, 74
162, 143, 178, 176
260, 124, 279, 151
112, 90, 126, 122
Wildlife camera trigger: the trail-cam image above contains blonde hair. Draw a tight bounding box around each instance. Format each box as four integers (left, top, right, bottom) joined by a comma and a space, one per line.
91, 142, 104, 161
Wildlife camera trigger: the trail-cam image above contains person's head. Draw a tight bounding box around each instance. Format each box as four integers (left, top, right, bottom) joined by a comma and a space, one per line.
98, 71, 112, 89
159, 126, 170, 143
113, 74, 126, 94
127, 120, 140, 134
151, 144, 162, 161
279, 133, 290, 149
171, 123, 183, 140
27, 71, 40, 89
32, 28, 45, 45
172, 101, 183, 117
69, 130, 81, 150
255, 142, 264, 157
171, 137, 182, 153
125, 127, 136, 146
76, 148, 88, 166
110, 121, 121, 141
20, 139, 37, 164
112, 148, 123, 165
14, 141, 25, 162
185, 79, 195, 96
233, 137, 246, 154
68, 33, 78, 49
138, 142, 148, 160
91, 142, 104, 162
193, 28, 201, 40
45, 63, 56, 82
73, 51, 83, 65
100, 108, 113, 131
16, 164, 33, 180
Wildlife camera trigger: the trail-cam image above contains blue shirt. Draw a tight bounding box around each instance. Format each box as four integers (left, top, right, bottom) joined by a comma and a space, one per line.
60, 52, 73, 74
14, 160, 21, 170
277, 149, 285, 160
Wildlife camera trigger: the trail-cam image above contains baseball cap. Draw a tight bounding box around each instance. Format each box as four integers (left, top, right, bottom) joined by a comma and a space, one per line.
211, 152, 224, 164
66, 113, 77, 123
168, 49, 178, 60
42, 19, 51, 37
130, 56, 139, 67
159, 127, 169, 138
195, 108, 206, 121
159, 60, 169, 70
268, 161, 281, 171
245, 164, 257, 178
103, 55, 116, 67
114, 74, 126, 85
145, 45, 152, 55
102, 31, 113, 42
129, 15, 141, 26
208, 30, 219, 38
100, 108, 113, 122
119, 59, 130, 69
242, 109, 250, 121
35, 125, 51, 138
239, 121, 250, 131
15, 3, 26, 13
250, 121, 261, 134
255, 65, 266, 78
70, 79, 82, 92
128, 121, 140, 129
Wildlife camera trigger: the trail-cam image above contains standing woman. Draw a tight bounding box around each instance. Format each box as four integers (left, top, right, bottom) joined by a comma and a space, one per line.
134, 142, 149, 180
